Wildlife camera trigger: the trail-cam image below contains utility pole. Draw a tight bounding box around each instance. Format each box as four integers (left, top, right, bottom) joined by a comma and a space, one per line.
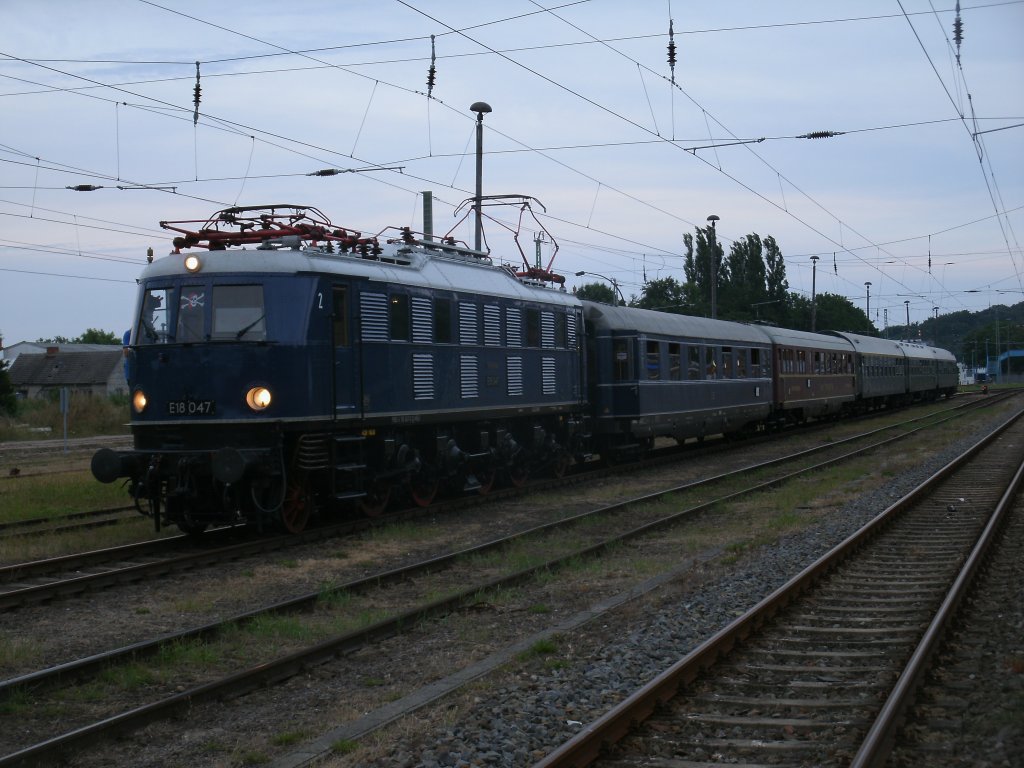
707, 215, 720, 319
470, 101, 492, 252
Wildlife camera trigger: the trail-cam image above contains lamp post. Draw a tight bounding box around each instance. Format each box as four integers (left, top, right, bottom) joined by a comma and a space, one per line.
470, 101, 492, 252
810, 255, 819, 331
575, 270, 624, 305
864, 282, 872, 321
707, 215, 720, 319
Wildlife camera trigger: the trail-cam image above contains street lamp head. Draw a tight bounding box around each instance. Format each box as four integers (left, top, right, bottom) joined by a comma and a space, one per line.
470, 101, 492, 117
706, 214, 720, 225
810, 255, 819, 263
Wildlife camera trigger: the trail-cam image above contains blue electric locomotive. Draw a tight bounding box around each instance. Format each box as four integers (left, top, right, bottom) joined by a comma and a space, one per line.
92, 204, 585, 533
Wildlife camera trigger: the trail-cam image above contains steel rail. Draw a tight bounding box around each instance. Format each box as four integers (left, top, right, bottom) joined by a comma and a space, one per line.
532, 405, 1024, 768
851, 437, 1024, 766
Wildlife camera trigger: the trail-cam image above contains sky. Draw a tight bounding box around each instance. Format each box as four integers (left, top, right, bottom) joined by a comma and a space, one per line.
1, 0, 1022, 350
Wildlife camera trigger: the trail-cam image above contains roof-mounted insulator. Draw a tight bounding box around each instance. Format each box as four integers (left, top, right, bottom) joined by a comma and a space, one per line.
799, 130, 844, 139
667, 19, 677, 85
953, 2, 964, 66
192, 61, 201, 126
66, 184, 103, 191
427, 34, 437, 97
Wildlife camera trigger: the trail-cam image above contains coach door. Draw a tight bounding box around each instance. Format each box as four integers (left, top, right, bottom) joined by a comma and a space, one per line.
331, 285, 361, 421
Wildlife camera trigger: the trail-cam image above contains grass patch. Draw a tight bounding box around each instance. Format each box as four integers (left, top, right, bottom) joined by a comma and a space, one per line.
0, 472, 130, 523
331, 738, 359, 755
270, 729, 311, 747
517, 637, 559, 661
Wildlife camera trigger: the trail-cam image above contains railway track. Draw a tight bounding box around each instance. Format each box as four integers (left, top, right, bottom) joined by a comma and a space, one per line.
0, 396, 1014, 765
0, 395, 1002, 611
0, 506, 138, 540
534, 405, 1024, 767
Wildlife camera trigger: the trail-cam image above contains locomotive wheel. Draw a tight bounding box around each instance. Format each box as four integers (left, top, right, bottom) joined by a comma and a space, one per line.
507, 462, 529, 488
550, 449, 572, 478
409, 472, 439, 507
280, 480, 311, 534
476, 465, 497, 495
360, 479, 391, 517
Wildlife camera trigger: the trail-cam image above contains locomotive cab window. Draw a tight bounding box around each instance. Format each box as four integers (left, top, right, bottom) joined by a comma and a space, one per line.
138, 287, 173, 343
212, 285, 265, 341
177, 286, 206, 343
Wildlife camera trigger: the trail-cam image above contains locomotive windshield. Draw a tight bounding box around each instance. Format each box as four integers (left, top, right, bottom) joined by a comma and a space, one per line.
136, 283, 266, 344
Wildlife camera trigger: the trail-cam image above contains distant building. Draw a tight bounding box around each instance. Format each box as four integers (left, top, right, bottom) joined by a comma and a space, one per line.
2, 341, 122, 367
7, 347, 126, 399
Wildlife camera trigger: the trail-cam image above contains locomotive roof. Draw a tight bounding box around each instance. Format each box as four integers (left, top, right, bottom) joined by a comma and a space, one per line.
140, 241, 581, 308
581, 301, 772, 345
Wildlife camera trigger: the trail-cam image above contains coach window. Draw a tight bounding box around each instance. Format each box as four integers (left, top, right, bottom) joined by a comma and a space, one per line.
613, 339, 630, 381
389, 294, 410, 341
555, 312, 567, 348
177, 286, 205, 343
750, 348, 761, 377
668, 343, 681, 380
736, 348, 747, 378
688, 346, 701, 380
705, 347, 717, 379
526, 308, 541, 347
646, 340, 660, 380
721, 347, 733, 379
434, 298, 452, 343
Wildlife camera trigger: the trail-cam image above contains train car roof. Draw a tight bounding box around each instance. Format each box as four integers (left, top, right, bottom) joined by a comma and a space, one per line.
140, 241, 582, 308
827, 331, 906, 356
755, 325, 855, 352
581, 301, 772, 345
895, 340, 958, 363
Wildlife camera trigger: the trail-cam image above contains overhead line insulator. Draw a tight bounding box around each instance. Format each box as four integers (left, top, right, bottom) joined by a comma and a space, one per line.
799, 130, 844, 140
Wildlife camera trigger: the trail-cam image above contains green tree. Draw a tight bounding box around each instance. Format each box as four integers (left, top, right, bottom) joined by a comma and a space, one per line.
0, 359, 16, 416
77, 328, 121, 344
575, 281, 619, 305
36, 329, 121, 345
722, 234, 769, 321
635, 276, 689, 314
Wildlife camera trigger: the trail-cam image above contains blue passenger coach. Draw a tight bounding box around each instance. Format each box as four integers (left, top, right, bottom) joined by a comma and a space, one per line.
582, 301, 773, 456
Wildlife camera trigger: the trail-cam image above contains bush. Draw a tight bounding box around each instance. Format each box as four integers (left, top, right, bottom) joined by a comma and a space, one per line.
0, 393, 130, 441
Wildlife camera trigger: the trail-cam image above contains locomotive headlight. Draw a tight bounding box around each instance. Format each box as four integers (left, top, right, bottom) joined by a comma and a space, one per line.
246, 386, 272, 411
132, 389, 148, 413
183, 254, 202, 273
